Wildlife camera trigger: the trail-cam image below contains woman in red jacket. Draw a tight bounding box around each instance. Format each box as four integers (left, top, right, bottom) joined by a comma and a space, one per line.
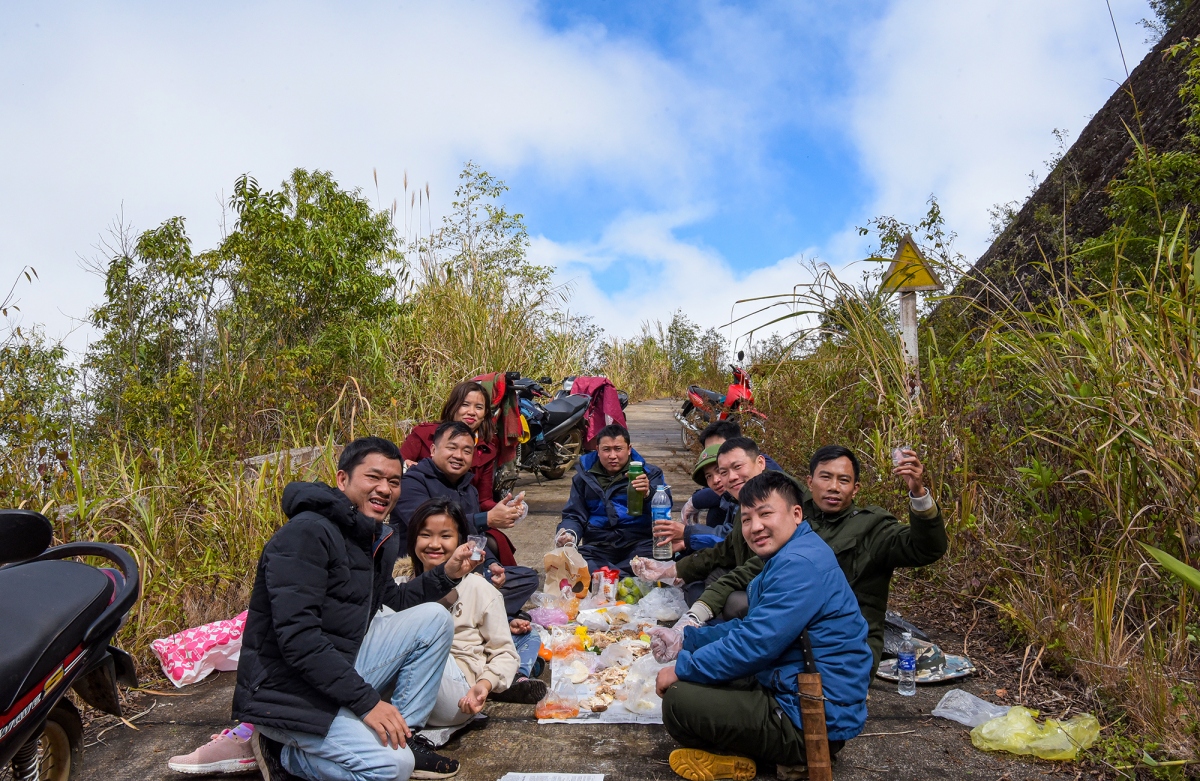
401, 380, 523, 526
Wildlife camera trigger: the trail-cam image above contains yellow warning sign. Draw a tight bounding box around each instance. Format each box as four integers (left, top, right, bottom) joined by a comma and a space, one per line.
880, 234, 944, 293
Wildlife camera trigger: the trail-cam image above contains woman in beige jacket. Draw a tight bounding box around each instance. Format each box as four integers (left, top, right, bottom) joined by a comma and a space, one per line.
408, 498, 530, 727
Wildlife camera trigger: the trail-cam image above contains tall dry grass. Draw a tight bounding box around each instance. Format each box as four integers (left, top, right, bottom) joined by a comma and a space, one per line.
754, 237, 1200, 759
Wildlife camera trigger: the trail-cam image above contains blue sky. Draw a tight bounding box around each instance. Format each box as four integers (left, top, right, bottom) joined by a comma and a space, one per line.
0, 1, 1153, 354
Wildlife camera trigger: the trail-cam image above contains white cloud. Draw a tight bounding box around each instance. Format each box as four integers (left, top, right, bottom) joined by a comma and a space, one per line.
845, 0, 1153, 261
0, 1, 739, 351
533, 210, 821, 353
1, 0, 1160, 354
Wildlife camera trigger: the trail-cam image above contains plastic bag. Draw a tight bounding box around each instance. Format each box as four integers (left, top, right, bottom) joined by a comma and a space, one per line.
597, 642, 634, 670
151, 611, 247, 687
970, 706, 1101, 760
620, 654, 669, 715
548, 626, 586, 658
544, 546, 591, 596
535, 687, 581, 720
932, 689, 1011, 727
606, 604, 636, 627
528, 607, 570, 628
632, 586, 688, 622
552, 650, 599, 684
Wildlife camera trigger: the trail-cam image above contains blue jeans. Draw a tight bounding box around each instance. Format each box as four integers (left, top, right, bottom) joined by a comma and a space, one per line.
260, 603, 454, 781
512, 629, 541, 677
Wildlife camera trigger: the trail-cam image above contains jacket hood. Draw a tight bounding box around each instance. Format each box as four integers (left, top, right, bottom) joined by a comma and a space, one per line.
281, 481, 377, 545
407, 456, 474, 489
282, 481, 355, 523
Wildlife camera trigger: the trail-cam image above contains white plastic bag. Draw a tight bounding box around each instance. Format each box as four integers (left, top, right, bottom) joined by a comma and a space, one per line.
631, 586, 688, 622
932, 689, 1011, 727
151, 611, 247, 687
597, 642, 634, 670
620, 654, 670, 715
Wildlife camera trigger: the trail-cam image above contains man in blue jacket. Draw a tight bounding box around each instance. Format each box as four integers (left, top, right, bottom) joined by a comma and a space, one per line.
653, 470, 872, 781
554, 424, 670, 576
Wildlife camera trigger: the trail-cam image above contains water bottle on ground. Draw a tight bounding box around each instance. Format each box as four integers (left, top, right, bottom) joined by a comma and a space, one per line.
651, 485, 673, 561
627, 461, 645, 516
897, 631, 917, 696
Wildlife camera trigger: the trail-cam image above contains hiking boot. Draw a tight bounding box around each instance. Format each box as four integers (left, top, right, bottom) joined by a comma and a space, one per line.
250, 732, 296, 781
410, 733, 460, 779
669, 748, 756, 781
167, 729, 257, 775
490, 675, 547, 703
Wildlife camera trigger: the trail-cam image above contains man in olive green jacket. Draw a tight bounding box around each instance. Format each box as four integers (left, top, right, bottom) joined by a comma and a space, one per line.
675, 444, 947, 673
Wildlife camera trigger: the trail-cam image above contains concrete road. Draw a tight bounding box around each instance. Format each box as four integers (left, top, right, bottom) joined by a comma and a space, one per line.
79, 400, 1070, 780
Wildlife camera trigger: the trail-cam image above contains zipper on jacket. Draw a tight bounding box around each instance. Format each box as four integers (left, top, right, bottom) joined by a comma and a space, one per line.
366, 523, 394, 634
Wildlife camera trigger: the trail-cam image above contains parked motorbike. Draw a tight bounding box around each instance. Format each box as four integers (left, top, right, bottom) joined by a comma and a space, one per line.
675, 350, 767, 441
503, 374, 592, 483
0, 510, 140, 781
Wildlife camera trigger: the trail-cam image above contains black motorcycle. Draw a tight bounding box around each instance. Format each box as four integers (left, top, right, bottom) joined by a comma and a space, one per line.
505, 375, 591, 482
0, 510, 140, 781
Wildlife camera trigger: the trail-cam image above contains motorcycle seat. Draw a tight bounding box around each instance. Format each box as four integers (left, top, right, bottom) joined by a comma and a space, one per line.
689, 385, 726, 405
0, 560, 114, 712
542, 394, 589, 428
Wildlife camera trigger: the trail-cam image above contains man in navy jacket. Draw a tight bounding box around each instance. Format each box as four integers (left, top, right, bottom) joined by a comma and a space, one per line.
654, 470, 872, 781
554, 424, 670, 576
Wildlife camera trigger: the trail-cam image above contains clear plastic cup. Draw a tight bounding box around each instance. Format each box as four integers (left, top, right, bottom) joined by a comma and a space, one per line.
891, 446, 909, 467
468, 534, 488, 561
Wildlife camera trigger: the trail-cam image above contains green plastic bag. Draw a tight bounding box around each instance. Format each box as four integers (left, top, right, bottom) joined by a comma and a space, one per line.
970, 706, 1100, 760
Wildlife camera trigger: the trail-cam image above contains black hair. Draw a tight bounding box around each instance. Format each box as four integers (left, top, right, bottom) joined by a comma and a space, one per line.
337, 436, 402, 476
698, 420, 741, 447
738, 470, 803, 509
809, 444, 860, 481
595, 423, 631, 445
717, 436, 760, 460
440, 381, 495, 442
432, 420, 474, 446
407, 498, 471, 574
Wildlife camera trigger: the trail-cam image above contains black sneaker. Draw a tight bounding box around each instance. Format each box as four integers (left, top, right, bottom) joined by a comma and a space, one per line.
250, 732, 298, 781
490, 675, 548, 704
531, 657, 546, 678
410, 734, 460, 779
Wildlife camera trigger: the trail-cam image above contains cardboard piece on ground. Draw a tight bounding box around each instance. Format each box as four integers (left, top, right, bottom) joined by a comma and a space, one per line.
498, 775, 604, 781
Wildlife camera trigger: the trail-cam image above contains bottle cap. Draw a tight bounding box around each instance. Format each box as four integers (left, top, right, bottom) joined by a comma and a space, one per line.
630, 461, 643, 466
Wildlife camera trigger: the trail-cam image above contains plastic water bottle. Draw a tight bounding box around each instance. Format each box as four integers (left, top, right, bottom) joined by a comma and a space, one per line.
897, 631, 917, 696
651, 486, 673, 561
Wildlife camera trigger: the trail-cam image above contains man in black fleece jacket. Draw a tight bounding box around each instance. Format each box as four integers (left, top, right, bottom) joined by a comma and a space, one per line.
392, 421, 539, 619
233, 437, 473, 781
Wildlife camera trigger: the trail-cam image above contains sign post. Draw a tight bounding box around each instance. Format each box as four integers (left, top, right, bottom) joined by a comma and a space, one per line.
879, 234, 943, 370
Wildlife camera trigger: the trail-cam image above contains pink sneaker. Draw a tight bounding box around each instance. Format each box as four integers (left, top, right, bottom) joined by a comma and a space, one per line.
167, 729, 258, 775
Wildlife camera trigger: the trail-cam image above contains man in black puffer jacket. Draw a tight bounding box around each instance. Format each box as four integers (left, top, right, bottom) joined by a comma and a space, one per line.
233, 437, 474, 781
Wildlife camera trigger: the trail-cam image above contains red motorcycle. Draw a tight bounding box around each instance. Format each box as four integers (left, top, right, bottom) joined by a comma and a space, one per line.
676, 350, 767, 441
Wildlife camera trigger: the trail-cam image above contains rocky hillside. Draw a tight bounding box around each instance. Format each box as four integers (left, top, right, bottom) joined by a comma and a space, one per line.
951, 3, 1200, 314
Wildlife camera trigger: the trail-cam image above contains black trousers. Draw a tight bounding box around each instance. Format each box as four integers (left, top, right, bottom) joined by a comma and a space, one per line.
662, 677, 844, 767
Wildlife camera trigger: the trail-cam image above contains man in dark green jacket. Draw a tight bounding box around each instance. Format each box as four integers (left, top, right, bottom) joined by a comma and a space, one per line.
632, 436, 766, 588
674, 444, 947, 673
